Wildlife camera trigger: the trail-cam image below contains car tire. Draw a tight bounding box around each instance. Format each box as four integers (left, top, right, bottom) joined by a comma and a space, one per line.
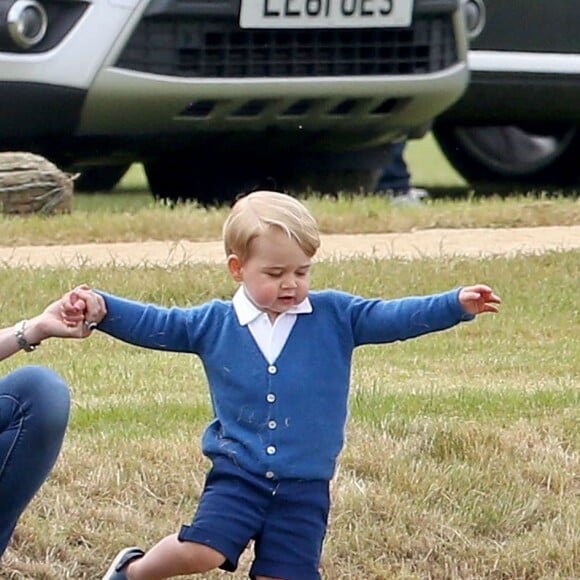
433, 122, 580, 188
74, 164, 130, 193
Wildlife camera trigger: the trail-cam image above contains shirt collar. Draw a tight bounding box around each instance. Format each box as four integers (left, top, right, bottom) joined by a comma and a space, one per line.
233, 286, 312, 326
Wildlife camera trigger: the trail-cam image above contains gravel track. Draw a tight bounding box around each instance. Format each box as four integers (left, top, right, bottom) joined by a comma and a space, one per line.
1, 226, 579, 268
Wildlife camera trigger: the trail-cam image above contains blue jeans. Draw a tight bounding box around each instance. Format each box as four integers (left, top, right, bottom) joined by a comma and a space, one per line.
376, 141, 411, 191
0, 366, 70, 558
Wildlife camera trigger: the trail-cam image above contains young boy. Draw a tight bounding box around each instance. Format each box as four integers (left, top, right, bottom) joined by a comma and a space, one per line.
66, 190, 501, 580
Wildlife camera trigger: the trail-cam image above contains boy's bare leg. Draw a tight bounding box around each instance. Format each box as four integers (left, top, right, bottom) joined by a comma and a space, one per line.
125, 534, 226, 580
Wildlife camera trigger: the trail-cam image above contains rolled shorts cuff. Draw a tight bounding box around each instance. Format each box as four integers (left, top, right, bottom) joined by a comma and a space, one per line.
177, 524, 239, 572
250, 558, 321, 580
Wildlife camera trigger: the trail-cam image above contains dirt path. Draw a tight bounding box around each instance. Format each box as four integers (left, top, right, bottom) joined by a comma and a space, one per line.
0, 226, 579, 268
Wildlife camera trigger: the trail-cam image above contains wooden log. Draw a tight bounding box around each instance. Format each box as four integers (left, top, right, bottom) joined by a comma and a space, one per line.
0, 152, 73, 215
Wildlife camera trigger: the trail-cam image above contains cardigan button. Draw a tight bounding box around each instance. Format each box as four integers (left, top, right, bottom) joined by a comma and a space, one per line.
266, 445, 277, 455
266, 393, 276, 403
265, 471, 275, 479
268, 420, 277, 430
267, 365, 277, 374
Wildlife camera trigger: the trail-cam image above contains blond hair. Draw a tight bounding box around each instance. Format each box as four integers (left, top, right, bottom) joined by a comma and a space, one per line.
223, 191, 320, 261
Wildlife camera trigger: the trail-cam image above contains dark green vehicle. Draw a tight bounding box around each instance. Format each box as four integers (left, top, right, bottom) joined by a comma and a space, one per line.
434, 0, 580, 189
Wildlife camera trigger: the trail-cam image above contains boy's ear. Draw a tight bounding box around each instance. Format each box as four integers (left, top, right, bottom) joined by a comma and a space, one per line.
227, 254, 243, 282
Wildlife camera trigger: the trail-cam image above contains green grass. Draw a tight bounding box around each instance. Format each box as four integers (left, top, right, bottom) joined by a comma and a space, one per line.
1, 191, 578, 246
1, 251, 578, 578
1, 132, 578, 577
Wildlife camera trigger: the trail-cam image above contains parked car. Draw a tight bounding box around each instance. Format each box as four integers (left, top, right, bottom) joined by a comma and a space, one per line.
433, 0, 580, 189
0, 0, 469, 203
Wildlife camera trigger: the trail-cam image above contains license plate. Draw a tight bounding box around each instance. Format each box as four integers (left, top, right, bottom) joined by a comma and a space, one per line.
240, 0, 414, 29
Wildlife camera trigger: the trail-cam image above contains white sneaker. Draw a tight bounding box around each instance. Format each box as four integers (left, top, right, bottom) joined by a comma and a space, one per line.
389, 187, 429, 205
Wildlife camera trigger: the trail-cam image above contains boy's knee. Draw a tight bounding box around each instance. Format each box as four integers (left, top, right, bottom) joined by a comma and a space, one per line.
184, 542, 226, 573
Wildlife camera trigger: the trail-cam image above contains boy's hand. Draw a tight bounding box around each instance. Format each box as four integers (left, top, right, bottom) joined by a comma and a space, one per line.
60, 284, 107, 336
25, 286, 107, 343
459, 285, 501, 316
60, 286, 88, 327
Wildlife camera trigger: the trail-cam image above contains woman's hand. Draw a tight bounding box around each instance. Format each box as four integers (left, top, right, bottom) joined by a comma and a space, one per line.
25, 285, 107, 343
60, 284, 107, 336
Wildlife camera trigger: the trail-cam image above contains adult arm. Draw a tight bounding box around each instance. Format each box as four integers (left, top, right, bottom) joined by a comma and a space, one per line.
0, 325, 27, 361
0, 292, 102, 361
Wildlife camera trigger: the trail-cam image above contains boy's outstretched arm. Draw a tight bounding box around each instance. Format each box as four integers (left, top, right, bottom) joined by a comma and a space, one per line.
458, 285, 501, 316
66, 288, 195, 353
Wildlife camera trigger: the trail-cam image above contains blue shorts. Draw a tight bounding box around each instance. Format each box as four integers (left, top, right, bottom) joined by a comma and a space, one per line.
178, 457, 330, 579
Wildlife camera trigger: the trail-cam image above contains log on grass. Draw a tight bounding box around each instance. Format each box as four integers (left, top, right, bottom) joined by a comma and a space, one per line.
0, 152, 73, 215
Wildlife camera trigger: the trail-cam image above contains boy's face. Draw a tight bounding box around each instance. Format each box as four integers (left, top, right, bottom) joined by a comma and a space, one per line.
228, 228, 312, 320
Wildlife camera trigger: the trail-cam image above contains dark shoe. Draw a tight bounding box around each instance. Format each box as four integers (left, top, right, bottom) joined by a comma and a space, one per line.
102, 547, 145, 579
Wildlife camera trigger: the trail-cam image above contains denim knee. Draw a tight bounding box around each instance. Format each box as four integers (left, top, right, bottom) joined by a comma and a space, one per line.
0, 366, 70, 558
1, 366, 70, 435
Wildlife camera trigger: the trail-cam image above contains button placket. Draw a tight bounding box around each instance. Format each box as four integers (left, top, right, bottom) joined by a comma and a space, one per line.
265, 364, 278, 474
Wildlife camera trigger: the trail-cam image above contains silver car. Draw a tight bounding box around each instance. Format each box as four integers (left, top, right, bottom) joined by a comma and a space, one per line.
0, 0, 469, 203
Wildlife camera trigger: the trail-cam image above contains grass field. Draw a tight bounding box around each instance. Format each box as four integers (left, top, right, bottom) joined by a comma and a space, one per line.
1, 133, 579, 578
1, 252, 578, 579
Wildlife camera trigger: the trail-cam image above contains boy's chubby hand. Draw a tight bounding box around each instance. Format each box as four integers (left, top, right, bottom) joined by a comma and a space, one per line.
459, 285, 501, 316
60, 284, 107, 337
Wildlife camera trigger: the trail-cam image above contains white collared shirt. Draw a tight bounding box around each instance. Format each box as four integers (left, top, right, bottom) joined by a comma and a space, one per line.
232, 286, 312, 364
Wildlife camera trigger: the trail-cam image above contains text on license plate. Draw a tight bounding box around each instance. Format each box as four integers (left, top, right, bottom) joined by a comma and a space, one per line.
239, 0, 414, 29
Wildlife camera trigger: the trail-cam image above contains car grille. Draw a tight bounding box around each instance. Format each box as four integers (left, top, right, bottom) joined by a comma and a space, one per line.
116, 10, 458, 78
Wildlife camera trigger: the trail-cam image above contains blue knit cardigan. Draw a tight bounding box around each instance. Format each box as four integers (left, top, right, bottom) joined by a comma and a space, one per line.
97, 288, 473, 480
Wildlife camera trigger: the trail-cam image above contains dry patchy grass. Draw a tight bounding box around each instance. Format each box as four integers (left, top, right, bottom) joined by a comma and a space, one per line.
0, 194, 578, 247
1, 252, 578, 579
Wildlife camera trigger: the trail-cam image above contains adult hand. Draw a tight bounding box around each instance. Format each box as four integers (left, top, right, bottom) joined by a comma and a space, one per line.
60, 284, 107, 337
459, 284, 501, 316
24, 286, 104, 343
0, 285, 107, 360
